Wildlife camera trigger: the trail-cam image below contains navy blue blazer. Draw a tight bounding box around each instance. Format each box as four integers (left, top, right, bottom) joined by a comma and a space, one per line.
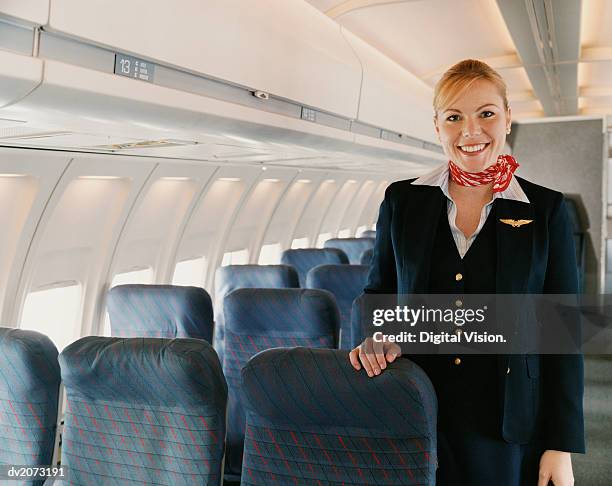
365, 176, 585, 453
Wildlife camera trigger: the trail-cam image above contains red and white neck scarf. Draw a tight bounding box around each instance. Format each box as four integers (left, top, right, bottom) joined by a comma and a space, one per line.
448, 154, 519, 193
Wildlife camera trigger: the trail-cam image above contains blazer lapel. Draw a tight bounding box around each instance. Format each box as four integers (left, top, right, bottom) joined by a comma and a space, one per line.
400, 186, 445, 293
495, 197, 534, 293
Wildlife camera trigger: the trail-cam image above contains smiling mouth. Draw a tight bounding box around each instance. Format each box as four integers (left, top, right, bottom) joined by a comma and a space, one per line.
457, 143, 490, 155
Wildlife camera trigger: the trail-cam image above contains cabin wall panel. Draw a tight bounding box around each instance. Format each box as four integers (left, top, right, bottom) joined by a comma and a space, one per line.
510, 119, 606, 293
0, 148, 70, 325
110, 164, 214, 287
262, 171, 322, 247
339, 179, 377, 234
293, 178, 343, 246
12, 154, 155, 346
317, 178, 363, 239
174, 166, 260, 291
357, 180, 389, 230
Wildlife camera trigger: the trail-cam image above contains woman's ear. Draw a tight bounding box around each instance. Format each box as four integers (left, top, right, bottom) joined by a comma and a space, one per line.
433, 115, 440, 140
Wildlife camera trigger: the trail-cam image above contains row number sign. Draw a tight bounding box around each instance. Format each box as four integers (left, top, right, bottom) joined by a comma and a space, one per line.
114, 54, 155, 83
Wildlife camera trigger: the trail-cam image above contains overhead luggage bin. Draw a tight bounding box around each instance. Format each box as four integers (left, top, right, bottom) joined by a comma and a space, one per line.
342, 29, 438, 144
0, 1, 49, 26
0, 50, 42, 109
45, 0, 362, 120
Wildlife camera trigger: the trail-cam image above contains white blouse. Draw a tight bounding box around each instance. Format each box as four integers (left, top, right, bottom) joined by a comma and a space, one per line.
411, 163, 530, 258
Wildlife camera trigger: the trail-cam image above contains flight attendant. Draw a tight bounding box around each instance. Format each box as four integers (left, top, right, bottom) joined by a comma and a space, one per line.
349, 59, 584, 486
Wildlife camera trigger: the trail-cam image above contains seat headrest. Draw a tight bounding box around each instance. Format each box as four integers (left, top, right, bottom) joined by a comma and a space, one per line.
107, 284, 213, 340
224, 288, 339, 337
242, 347, 437, 434
60, 337, 226, 407
0, 327, 60, 395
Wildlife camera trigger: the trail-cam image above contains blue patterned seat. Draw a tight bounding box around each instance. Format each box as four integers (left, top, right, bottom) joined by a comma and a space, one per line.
213, 265, 299, 368
324, 237, 376, 264
58, 337, 227, 485
360, 247, 374, 265
223, 288, 339, 478
107, 284, 213, 341
306, 264, 370, 350
0, 327, 61, 485
280, 248, 349, 287
241, 347, 438, 485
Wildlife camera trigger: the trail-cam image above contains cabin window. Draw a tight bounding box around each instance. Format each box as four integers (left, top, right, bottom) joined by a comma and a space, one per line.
172, 257, 207, 287
338, 228, 352, 238
316, 233, 332, 248
21, 283, 82, 351
222, 249, 249, 266
111, 267, 154, 287
103, 267, 154, 336
258, 243, 282, 265
291, 237, 309, 249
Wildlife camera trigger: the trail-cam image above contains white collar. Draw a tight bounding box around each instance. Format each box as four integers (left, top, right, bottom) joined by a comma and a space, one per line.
411, 162, 530, 204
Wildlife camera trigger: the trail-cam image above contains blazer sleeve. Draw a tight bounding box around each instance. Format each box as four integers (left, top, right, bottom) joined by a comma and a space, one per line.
364, 186, 398, 294
541, 193, 585, 453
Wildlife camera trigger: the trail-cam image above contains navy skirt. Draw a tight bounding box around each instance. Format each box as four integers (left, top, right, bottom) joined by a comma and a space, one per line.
411, 355, 545, 486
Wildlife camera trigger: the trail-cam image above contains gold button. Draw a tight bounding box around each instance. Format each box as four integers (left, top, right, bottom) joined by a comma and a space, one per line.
454, 357, 461, 365
455, 299, 463, 307
455, 273, 463, 281
506, 367, 511, 375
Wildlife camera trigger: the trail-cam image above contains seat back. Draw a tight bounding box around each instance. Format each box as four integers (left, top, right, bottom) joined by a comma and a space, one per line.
280, 248, 349, 286
59, 337, 227, 485
223, 288, 339, 476
0, 328, 60, 484
360, 247, 374, 265
306, 264, 369, 349
350, 293, 369, 349
359, 229, 376, 238
324, 237, 376, 264
241, 347, 438, 485
107, 284, 213, 341
213, 265, 299, 363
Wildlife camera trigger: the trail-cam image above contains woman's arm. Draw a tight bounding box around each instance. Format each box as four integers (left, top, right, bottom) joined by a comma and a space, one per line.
364, 185, 398, 294
351, 185, 402, 376
541, 193, 585, 453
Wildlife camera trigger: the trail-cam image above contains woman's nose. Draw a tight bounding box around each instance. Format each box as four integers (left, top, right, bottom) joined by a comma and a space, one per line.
462, 119, 482, 138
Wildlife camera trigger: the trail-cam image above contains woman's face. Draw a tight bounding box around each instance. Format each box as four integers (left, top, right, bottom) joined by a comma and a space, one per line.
434, 79, 511, 172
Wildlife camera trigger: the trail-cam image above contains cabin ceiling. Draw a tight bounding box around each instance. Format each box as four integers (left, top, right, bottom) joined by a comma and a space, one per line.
305, 0, 612, 119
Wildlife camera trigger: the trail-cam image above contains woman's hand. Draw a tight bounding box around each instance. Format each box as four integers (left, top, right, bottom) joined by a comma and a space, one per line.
348, 337, 401, 377
538, 450, 574, 486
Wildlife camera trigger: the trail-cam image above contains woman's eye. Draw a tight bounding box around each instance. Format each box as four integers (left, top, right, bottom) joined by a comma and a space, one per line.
446, 114, 460, 122
481, 111, 495, 118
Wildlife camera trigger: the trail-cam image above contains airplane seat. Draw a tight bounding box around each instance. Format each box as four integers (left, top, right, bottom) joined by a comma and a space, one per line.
280, 248, 349, 287
305, 264, 369, 350
222, 288, 339, 479
241, 347, 438, 485
360, 247, 374, 265
0, 327, 61, 485
324, 237, 376, 264
107, 284, 213, 341
359, 229, 377, 238
58, 337, 227, 485
213, 264, 300, 368
349, 293, 376, 349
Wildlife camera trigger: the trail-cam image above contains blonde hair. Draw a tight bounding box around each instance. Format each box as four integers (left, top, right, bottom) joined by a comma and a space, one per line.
433, 59, 509, 118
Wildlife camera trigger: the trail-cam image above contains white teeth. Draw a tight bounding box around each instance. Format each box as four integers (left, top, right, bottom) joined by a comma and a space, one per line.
460, 143, 486, 153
